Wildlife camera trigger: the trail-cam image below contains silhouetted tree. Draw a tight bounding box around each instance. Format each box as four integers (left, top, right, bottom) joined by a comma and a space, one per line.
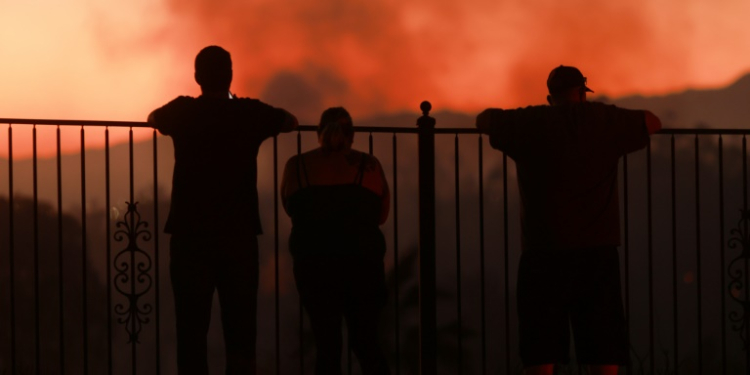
0, 196, 109, 374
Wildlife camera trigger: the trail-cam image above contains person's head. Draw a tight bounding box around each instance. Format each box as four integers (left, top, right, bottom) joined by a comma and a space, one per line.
194, 46, 233, 93
546, 65, 593, 106
318, 107, 354, 152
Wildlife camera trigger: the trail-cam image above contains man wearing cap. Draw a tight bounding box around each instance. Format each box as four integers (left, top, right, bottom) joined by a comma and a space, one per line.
476, 66, 661, 375
148, 45, 298, 374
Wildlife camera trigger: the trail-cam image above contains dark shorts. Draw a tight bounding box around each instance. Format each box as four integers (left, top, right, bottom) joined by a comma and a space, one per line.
517, 246, 628, 366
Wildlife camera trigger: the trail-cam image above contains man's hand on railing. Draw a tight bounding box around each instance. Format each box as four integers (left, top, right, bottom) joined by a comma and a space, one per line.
645, 110, 662, 135
476, 108, 503, 134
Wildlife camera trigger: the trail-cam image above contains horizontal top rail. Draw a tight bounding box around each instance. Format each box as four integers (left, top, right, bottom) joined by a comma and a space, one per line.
297, 126, 484, 134
0, 117, 747, 135
0, 118, 148, 127
653, 128, 750, 135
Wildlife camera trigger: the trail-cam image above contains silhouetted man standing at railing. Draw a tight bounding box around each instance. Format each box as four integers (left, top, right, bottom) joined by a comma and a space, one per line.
148, 45, 298, 375
476, 66, 661, 375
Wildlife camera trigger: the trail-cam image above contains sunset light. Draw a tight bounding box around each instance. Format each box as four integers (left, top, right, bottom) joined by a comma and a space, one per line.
1, 0, 750, 156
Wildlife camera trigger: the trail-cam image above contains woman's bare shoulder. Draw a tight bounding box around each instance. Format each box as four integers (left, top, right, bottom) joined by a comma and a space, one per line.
345, 149, 382, 171
287, 148, 320, 162
283, 153, 302, 168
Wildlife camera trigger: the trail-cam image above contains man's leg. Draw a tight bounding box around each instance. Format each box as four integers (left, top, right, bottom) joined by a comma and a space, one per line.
517, 251, 571, 368
570, 247, 628, 372
216, 235, 259, 375
170, 235, 217, 375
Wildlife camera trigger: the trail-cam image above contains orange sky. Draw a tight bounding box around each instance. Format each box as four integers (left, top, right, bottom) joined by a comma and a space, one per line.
1, 0, 750, 157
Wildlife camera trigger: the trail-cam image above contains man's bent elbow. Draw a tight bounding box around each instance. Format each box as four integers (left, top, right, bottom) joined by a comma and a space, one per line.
280, 111, 299, 133
645, 111, 662, 135
147, 111, 158, 127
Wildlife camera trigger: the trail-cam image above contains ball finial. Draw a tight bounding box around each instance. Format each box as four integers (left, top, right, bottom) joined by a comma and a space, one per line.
420, 101, 432, 116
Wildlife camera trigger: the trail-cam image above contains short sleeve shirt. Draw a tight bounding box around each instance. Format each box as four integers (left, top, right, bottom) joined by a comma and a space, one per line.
151, 95, 286, 235
488, 102, 648, 251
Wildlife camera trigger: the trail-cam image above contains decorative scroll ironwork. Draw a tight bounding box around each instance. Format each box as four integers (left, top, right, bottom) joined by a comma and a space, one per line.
727, 209, 750, 349
113, 202, 153, 344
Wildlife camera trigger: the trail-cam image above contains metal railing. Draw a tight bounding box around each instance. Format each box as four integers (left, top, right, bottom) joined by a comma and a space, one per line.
1, 104, 750, 375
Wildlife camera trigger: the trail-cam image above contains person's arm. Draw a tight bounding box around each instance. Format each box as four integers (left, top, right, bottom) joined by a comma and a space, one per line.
148, 107, 172, 135
360, 155, 390, 224
476, 107, 528, 160
606, 105, 653, 155
475, 108, 503, 134
644, 110, 662, 135
250, 100, 298, 139
378, 162, 390, 225
147, 96, 191, 135
279, 109, 299, 133
147, 111, 158, 127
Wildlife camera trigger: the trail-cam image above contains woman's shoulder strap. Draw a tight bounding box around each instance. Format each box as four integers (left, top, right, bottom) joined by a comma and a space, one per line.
296, 153, 311, 187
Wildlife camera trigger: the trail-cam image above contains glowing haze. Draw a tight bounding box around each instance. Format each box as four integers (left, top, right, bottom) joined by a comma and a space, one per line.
1, 0, 750, 156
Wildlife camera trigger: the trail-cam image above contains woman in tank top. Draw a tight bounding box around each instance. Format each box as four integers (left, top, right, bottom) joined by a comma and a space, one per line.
281, 107, 391, 375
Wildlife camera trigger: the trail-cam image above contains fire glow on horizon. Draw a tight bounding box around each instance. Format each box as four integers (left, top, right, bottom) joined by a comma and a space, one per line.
1, 0, 750, 157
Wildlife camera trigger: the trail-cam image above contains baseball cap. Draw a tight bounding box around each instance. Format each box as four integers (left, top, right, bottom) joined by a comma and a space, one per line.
547, 65, 594, 94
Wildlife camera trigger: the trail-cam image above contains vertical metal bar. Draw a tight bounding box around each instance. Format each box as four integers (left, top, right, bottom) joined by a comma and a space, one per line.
33, 124, 41, 375
392, 133, 400, 375
129, 127, 136, 374
105, 127, 112, 375
694, 135, 703, 374
129, 127, 134, 204
744, 136, 750, 372
718, 135, 726, 375
349, 139, 357, 374
417, 101, 437, 374
622, 154, 631, 375
81, 126, 89, 375
647, 141, 654, 374
478, 136, 486, 375
454, 134, 462, 375
503, 152, 510, 375
8, 124, 16, 375
273, 135, 281, 375
296, 132, 304, 375
671, 135, 679, 375
153, 130, 161, 374
349, 123, 359, 372
369, 132, 373, 156
57, 125, 65, 375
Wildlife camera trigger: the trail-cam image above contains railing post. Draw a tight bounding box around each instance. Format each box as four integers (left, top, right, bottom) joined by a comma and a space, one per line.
417, 101, 437, 374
